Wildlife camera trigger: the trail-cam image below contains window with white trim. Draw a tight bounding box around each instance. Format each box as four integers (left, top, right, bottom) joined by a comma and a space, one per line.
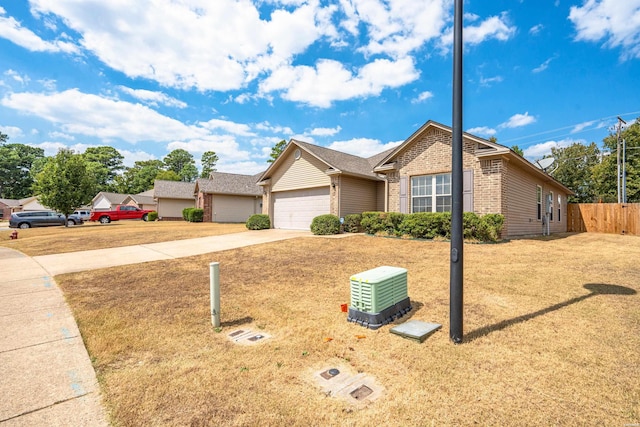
557, 194, 561, 222
549, 191, 554, 221
536, 185, 542, 221
411, 173, 452, 213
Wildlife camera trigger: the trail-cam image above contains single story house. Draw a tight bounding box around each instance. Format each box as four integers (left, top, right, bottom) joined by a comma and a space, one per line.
91, 192, 130, 211
122, 190, 157, 211
195, 172, 263, 223
257, 120, 572, 238
153, 180, 196, 220
0, 196, 52, 219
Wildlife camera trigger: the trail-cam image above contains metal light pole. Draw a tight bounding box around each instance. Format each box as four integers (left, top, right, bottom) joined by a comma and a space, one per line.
450, 0, 464, 344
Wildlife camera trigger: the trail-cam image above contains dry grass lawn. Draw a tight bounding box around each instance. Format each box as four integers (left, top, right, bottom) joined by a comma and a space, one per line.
49, 231, 640, 426
0, 221, 247, 256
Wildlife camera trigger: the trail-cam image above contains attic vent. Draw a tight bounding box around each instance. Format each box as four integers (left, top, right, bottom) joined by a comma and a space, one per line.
481, 160, 491, 169
294, 149, 301, 160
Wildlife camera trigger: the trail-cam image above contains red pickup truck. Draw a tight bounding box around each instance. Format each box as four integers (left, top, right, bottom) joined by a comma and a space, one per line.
90, 205, 154, 224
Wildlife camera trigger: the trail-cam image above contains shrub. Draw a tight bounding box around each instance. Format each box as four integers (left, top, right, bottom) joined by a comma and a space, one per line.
246, 214, 271, 230
147, 211, 158, 221
310, 214, 340, 235
399, 212, 440, 239
384, 212, 406, 235
342, 214, 362, 233
360, 212, 385, 234
463, 212, 481, 239
477, 213, 505, 242
182, 208, 203, 222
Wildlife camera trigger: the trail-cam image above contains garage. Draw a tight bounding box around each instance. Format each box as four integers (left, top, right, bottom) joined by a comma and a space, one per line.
273, 187, 330, 229
212, 195, 259, 223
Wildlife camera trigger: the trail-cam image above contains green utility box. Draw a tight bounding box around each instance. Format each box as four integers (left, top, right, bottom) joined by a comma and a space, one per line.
348, 266, 411, 330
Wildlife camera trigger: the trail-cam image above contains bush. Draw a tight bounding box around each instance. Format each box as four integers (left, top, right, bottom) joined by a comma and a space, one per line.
182, 208, 203, 222
384, 212, 406, 235
399, 212, 440, 239
360, 212, 385, 234
463, 212, 481, 239
310, 214, 340, 235
147, 211, 158, 221
342, 214, 362, 233
477, 213, 504, 242
246, 214, 270, 230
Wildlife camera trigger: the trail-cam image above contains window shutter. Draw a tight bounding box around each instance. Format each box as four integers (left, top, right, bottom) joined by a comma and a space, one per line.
400, 176, 408, 213
463, 169, 473, 212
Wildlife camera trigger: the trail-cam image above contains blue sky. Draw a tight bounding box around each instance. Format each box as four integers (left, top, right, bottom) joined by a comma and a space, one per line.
1, 0, 639, 175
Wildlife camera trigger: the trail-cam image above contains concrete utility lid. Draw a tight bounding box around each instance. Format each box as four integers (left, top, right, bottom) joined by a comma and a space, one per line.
227, 329, 271, 345
389, 320, 441, 343
310, 364, 383, 407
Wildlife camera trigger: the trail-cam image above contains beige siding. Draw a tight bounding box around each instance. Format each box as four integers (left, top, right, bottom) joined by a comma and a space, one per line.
339, 176, 379, 216
376, 181, 385, 211
271, 149, 330, 192
212, 195, 260, 223
158, 198, 194, 219
503, 162, 568, 237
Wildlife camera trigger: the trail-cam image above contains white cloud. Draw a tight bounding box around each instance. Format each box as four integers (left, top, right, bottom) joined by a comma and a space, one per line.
118, 86, 187, 108
569, 0, 640, 59
532, 57, 554, 73
411, 91, 434, 103
467, 126, 496, 137
327, 137, 402, 157
254, 122, 294, 136
0, 8, 78, 53
523, 138, 576, 160
0, 125, 24, 138
167, 135, 252, 162
198, 119, 256, 137
1, 89, 206, 143
4, 69, 30, 85
571, 120, 596, 133
479, 75, 503, 87
440, 12, 516, 50
260, 57, 419, 107
499, 112, 536, 129
29, 141, 93, 156
529, 24, 544, 35
48, 131, 75, 140
309, 126, 342, 136
118, 149, 157, 167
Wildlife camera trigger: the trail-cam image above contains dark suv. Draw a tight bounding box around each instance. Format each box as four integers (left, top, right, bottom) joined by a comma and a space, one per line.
9, 211, 84, 229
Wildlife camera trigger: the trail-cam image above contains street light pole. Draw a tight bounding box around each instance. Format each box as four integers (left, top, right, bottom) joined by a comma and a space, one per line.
450, 0, 464, 344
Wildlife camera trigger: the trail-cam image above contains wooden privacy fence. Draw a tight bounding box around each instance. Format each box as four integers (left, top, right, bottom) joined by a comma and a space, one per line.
567, 203, 640, 235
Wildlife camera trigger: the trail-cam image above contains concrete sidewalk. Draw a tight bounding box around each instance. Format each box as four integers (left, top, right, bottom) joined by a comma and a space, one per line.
0, 229, 310, 426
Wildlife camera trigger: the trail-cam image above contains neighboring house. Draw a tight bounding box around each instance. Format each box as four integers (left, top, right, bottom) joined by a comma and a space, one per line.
195, 172, 263, 223
258, 120, 572, 238
0, 197, 52, 219
91, 192, 129, 211
122, 192, 157, 211
153, 180, 196, 220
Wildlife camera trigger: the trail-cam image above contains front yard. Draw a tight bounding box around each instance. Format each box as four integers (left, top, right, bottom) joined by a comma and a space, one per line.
51, 231, 640, 426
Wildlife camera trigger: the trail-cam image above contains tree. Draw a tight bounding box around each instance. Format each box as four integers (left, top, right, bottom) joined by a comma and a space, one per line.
115, 160, 165, 194
33, 149, 96, 223
83, 146, 124, 191
511, 145, 524, 156
155, 170, 182, 181
0, 139, 45, 199
200, 151, 219, 178
593, 118, 640, 202
551, 142, 600, 203
163, 149, 197, 182
267, 140, 287, 163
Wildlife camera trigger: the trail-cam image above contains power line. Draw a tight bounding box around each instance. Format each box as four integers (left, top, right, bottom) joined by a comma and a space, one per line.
500, 110, 640, 147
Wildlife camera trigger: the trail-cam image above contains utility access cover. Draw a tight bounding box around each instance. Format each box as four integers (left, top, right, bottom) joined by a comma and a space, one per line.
227, 329, 271, 345
390, 320, 441, 343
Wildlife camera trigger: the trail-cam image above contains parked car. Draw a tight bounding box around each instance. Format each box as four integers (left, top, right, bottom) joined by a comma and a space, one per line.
9, 211, 84, 229
90, 205, 154, 223
73, 209, 92, 221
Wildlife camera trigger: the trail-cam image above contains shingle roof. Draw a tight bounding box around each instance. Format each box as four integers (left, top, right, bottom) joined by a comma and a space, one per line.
126, 194, 157, 205
92, 192, 129, 205
292, 140, 382, 180
196, 172, 263, 196
153, 180, 196, 199
0, 198, 20, 207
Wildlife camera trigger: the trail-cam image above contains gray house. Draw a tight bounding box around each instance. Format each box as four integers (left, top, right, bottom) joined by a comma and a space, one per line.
195, 172, 263, 223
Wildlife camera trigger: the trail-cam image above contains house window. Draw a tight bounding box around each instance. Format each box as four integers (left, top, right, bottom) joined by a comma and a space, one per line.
549, 191, 554, 222
536, 186, 542, 221
557, 194, 562, 222
411, 173, 451, 213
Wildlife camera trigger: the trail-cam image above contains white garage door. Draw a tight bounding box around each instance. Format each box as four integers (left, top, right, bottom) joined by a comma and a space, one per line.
273, 187, 330, 230
213, 195, 257, 223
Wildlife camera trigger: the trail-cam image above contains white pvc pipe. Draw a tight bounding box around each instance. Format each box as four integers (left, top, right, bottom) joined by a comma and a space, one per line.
210, 262, 220, 328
